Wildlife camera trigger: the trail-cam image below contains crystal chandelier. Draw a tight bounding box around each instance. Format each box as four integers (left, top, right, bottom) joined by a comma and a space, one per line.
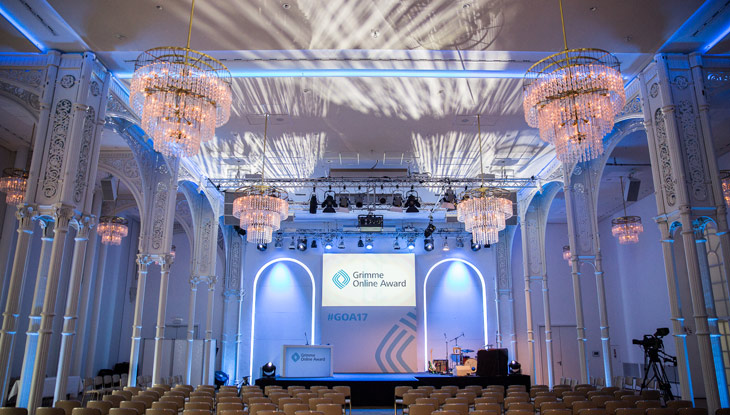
0, 168, 28, 205
97, 216, 129, 246
232, 114, 289, 244
129, 0, 232, 158
522, 0, 625, 165
722, 171, 730, 208
457, 115, 513, 245
611, 176, 643, 244
562, 245, 571, 262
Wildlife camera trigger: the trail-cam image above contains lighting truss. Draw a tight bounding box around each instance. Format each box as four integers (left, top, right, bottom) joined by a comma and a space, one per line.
211, 176, 537, 191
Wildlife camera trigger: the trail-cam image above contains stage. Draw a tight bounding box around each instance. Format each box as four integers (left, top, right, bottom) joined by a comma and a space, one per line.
255, 373, 530, 406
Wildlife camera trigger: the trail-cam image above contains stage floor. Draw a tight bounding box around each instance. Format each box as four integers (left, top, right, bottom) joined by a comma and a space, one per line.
255, 372, 530, 406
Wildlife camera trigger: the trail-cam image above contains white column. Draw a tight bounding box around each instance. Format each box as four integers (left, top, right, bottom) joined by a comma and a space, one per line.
234, 292, 244, 383
71, 191, 102, 377
185, 277, 199, 385
152, 255, 174, 385
84, 241, 108, 378
53, 215, 93, 403
522, 274, 535, 382
541, 273, 555, 388
16, 218, 55, 409
128, 255, 151, 387
0, 206, 35, 406
24, 206, 74, 414
593, 253, 613, 386
202, 276, 216, 385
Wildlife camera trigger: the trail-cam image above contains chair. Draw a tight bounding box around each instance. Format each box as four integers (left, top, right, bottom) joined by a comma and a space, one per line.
220, 411, 247, 415
646, 409, 677, 415
414, 399, 438, 412
37, 408, 65, 415
310, 387, 328, 394
120, 400, 148, 415
257, 411, 285, 415
293, 411, 323, 415
441, 387, 459, 397
474, 403, 501, 413
104, 395, 127, 408
72, 409, 102, 415
294, 394, 317, 406
131, 396, 155, 409
315, 404, 341, 415
564, 397, 588, 407
144, 410, 175, 415
217, 403, 244, 415
504, 397, 527, 408
536, 396, 559, 410
572, 401, 598, 415
282, 403, 309, 415
182, 410, 210, 415
417, 387, 436, 395
505, 410, 533, 415
635, 401, 661, 410
506, 392, 530, 402
249, 398, 273, 406
431, 393, 451, 406
395, 387, 414, 415
0, 409, 27, 415
431, 411, 459, 415
219, 398, 242, 404
441, 404, 468, 415
114, 391, 134, 401
507, 403, 534, 412
269, 393, 290, 406
470, 411, 499, 415
286, 387, 305, 397
716, 410, 730, 415
578, 410, 606, 415
331, 386, 350, 415
409, 405, 435, 415
480, 393, 503, 404
139, 391, 160, 400
150, 403, 178, 413
615, 409, 645, 415
590, 397, 612, 408
678, 409, 707, 415
56, 400, 83, 415
184, 403, 211, 411
541, 403, 569, 412
604, 401, 632, 415
543, 410, 572, 415
444, 398, 468, 406
308, 398, 333, 411
110, 409, 139, 415
279, 398, 303, 408
640, 391, 661, 401
124, 388, 143, 396
88, 401, 113, 415
464, 386, 482, 397
667, 402, 693, 410
455, 392, 476, 406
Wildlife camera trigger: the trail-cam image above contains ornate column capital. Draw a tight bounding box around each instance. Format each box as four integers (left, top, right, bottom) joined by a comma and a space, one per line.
157, 253, 175, 271
72, 214, 96, 239
38, 217, 55, 239
222, 288, 244, 300
136, 253, 153, 271
202, 275, 217, 291
189, 275, 203, 290
52, 204, 75, 231
16, 205, 37, 232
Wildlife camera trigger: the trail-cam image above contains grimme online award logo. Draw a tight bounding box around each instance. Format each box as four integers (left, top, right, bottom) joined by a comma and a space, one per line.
331, 269, 406, 288
332, 270, 350, 289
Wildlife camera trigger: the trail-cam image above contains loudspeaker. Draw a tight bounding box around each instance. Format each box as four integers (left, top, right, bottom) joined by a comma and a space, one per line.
626, 178, 641, 202
476, 348, 508, 376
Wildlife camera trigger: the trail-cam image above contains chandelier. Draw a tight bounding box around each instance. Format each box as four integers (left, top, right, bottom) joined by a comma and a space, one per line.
457, 115, 513, 245
722, 171, 730, 208
232, 114, 289, 244
522, 0, 625, 165
611, 176, 643, 244
0, 168, 28, 205
129, 0, 232, 158
562, 245, 571, 262
97, 216, 129, 246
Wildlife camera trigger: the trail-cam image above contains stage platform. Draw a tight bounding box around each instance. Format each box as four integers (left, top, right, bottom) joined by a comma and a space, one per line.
255, 373, 530, 406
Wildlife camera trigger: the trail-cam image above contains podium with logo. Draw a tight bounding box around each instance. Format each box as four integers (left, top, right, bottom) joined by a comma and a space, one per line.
282, 345, 334, 377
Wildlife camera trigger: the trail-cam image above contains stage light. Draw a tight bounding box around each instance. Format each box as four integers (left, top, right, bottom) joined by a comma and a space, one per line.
354, 193, 364, 208
442, 237, 450, 252
440, 188, 457, 210
471, 239, 481, 251
297, 237, 307, 251
338, 237, 345, 249
321, 189, 336, 213
405, 188, 421, 213
393, 237, 401, 250
508, 360, 522, 375
357, 237, 364, 248
456, 237, 464, 248
256, 243, 267, 251
311, 239, 318, 249
289, 237, 296, 250
324, 238, 333, 250
424, 221, 436, 238
274, 236, 283, 248
365, 238, 373, 250
484, 243, 491, 249
407, 238, 416, 250
262, 362, 276, 378
424, 237, 434, 252
309, 193, 318, 214
392, 193, 403, 207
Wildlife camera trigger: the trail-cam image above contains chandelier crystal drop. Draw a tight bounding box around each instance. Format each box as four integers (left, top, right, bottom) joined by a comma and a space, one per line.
523, 0, 625, 165
129, 0, 232, 158
0, 168, 28, 205
97, 216, 129, 246
457, 189, 513, 246
562, 245, 571, 262
232, 187, 289, 245
611, 176, 643, 245
722, 172, 730, 207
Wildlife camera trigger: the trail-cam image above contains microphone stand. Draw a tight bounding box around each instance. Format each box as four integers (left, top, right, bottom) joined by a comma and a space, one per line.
444, 333, 449, 373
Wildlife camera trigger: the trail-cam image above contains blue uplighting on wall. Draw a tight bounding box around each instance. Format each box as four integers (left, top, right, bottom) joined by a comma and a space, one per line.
0, 5, 46, 52
422, 258, 488, 370
704, 22, 730, 53
249, 258, 316, 381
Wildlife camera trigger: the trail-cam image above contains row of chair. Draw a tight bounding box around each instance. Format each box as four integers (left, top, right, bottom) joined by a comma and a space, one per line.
241, 384, 351, 415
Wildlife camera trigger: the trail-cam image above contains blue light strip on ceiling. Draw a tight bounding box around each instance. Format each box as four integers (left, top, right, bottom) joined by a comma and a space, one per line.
704, 21, 730, 53
0, 4, 46, 52
113, 68, 527, 79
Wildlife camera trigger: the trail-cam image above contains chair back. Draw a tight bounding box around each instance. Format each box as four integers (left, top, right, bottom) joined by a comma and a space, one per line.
73, 410, 101, 415
119, 401, 147, 415
109, 409, 138, 415
36, 408, 64, 415
55, 400, 83, 415
314, 404, 341, 415
308, 398, 333, 411
678, 409, 707, 415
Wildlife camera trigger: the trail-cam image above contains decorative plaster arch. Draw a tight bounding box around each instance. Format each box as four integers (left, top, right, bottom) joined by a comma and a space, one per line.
423, 258, 488, 370
249, 258, 316, 380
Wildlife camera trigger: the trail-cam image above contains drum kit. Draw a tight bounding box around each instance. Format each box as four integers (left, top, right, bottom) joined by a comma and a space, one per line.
428, 332, 478, 375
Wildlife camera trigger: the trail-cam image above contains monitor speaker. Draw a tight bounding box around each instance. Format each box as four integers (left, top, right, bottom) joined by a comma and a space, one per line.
476, 348, 508, 376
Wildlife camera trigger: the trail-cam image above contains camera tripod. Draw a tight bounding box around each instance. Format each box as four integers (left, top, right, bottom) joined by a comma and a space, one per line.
640, 347, 676, 402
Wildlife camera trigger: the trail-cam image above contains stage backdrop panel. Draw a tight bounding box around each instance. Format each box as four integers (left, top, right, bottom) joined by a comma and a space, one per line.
321, 254, 417, 373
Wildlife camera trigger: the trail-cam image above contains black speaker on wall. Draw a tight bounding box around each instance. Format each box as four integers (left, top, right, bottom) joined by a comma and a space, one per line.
476, 348, 508, 376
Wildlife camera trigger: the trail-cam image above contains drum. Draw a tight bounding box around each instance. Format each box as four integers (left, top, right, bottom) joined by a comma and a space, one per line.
464, 358, 478, 373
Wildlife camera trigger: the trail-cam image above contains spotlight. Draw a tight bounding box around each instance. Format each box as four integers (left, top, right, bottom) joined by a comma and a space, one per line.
407, 238, 416, 251
338, 237, 345, 249
289, 237, 296, 250
274, 236, 283, 248
471, 239, 481, 251
321, 190, 336, 213
424, 221, 436, 238
297, 237, 307, 251
393, 237, 401, 250
357, 237, 364, 248
365, 238, 373, 250
354, 194, 364, 208
508, 360, 522, 375
392, 193, 403, 207
311, 239, 317, 249
405, 190, 421, 213
309, 192, 318, 214
324, 238, 333, 250
442, 237, 450, 252
440, 188, 457, 210
257, 243, 267, 251
456, 237, 464, 248
424, 237, 434, 252
484, 243, 491, 249
261, 362, 276, 378
379, 195, 387, 204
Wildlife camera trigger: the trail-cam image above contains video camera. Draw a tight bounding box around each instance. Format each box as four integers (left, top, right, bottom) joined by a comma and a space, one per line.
632, 327, 670, 350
